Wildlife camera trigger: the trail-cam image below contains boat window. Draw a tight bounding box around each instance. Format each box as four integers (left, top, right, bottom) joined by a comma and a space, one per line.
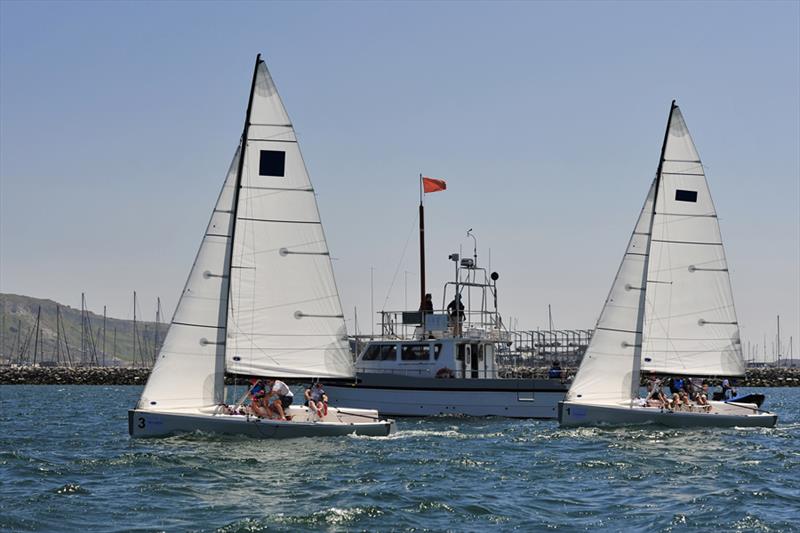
361, 344, 382, 361
379, 344, 397, 361
433, 344, 443, 360
401, 344, 430, 361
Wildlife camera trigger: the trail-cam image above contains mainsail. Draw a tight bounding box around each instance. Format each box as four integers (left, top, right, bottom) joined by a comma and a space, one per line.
641, 106, 744, 377
224, 60, 353, 379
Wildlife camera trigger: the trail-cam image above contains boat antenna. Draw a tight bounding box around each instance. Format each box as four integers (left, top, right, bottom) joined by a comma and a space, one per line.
467, 228, 477, 267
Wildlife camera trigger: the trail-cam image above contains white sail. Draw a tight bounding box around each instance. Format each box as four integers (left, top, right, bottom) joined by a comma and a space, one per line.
137, 147, 240, 410
641, 106, 744, 376
566, 179, 656, 404
225, 60, 353, 379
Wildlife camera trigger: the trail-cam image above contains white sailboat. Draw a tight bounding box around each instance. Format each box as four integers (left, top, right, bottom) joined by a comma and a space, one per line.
129, 54, 395, 438
559, 101, 777, 428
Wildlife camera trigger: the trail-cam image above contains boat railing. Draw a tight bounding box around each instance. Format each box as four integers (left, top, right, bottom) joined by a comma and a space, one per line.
375, 308, 506, 341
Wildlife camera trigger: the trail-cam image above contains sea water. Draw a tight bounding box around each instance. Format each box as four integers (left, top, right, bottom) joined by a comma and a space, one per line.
1, 386, 798, 532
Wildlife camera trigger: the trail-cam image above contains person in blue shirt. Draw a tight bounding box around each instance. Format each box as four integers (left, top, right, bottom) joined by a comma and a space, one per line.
720, 378, 737, 400
248, 378, 270, 418
548, 361, 562, 379
669, 376, 685, 395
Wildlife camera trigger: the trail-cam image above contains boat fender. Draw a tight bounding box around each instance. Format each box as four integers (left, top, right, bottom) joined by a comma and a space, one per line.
436, 367, 455, 379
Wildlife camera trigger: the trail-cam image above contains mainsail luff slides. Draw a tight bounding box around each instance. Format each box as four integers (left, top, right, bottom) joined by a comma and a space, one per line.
559, 101, 777, 428
129, 55, 395, 438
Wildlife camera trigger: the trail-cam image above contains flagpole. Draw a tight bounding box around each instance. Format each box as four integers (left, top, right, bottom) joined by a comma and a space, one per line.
419, 173, 426, 310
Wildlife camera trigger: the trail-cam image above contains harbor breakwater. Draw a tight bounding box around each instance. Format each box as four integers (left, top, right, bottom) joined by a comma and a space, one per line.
499, 366, 800, 387
1, 365, 799, 386
0, 366, 151, 385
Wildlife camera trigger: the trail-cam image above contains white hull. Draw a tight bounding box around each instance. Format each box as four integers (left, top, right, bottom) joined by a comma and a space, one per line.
326, 375, 568, 418
129, 405, 396, 439
558, 400, 777, 428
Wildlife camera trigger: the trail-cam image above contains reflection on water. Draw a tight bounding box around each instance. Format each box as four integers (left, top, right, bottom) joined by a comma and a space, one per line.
0, 385, 798, 532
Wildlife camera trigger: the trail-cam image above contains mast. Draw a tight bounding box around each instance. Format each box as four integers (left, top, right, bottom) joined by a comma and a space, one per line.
32, 306, 41, 365
63, 307, 73, 367
103, 305, 107, 367
153, 297, 160, 364
0, 299, 4, 364
629, 99, 677, 399
133, 291, 138, 367
370, 266, 375, 337
55, 306, 61, 365
15, 318, 21, 364
223, 53, 262, 357
419, 173, 426, 308
81, 293, 86, 365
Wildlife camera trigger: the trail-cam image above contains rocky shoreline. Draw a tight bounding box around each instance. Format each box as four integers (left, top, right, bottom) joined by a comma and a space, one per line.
0, 366, 152, 385
1, 365, 799, 387
499, 366, 800, 387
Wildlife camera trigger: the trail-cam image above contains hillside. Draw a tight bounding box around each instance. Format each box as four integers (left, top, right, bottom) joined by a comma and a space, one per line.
0, 293, 168, 366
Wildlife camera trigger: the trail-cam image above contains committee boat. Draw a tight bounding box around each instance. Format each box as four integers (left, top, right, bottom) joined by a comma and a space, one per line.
326, 209, 569, 418
559, 101, 777, 428
129, 55, 395, 438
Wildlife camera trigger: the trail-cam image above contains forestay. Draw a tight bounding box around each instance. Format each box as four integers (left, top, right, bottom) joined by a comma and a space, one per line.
566, 180, 656, 404
641, 107, 744, 377
225, 61, 353, 379
137, 148, 240, 410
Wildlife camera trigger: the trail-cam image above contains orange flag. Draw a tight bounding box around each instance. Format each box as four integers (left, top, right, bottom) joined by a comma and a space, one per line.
422, 176, 446, 193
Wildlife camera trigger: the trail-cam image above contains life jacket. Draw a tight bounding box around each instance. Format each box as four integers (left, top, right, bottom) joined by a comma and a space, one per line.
250, 381, 267, 400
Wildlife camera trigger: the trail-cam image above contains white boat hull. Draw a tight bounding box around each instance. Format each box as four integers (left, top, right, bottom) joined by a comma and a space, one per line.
558, 400, 777, 428
326, 375, 568, 418
129, 405, 396, 439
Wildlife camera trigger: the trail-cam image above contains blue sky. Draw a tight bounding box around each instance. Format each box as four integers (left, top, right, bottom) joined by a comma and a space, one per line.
1, 1, 798, 361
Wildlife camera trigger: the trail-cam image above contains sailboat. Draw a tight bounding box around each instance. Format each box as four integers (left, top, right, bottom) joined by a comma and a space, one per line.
559, 101, 777, 428
129, 54, 395, 438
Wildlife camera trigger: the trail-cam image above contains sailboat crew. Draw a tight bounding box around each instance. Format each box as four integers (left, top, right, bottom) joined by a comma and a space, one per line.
420, 293, 434, 314
304, 382, 328, 416
446, 294, 465, 324
266, 378, 294, 421
248, 378, 270, 418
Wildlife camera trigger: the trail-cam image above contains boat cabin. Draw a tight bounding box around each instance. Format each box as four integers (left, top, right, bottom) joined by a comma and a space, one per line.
355, 337, 497, 379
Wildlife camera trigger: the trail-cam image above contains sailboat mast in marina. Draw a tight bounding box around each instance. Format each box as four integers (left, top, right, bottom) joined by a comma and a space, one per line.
558, 101, 777, 428
129, 54, 394, 438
